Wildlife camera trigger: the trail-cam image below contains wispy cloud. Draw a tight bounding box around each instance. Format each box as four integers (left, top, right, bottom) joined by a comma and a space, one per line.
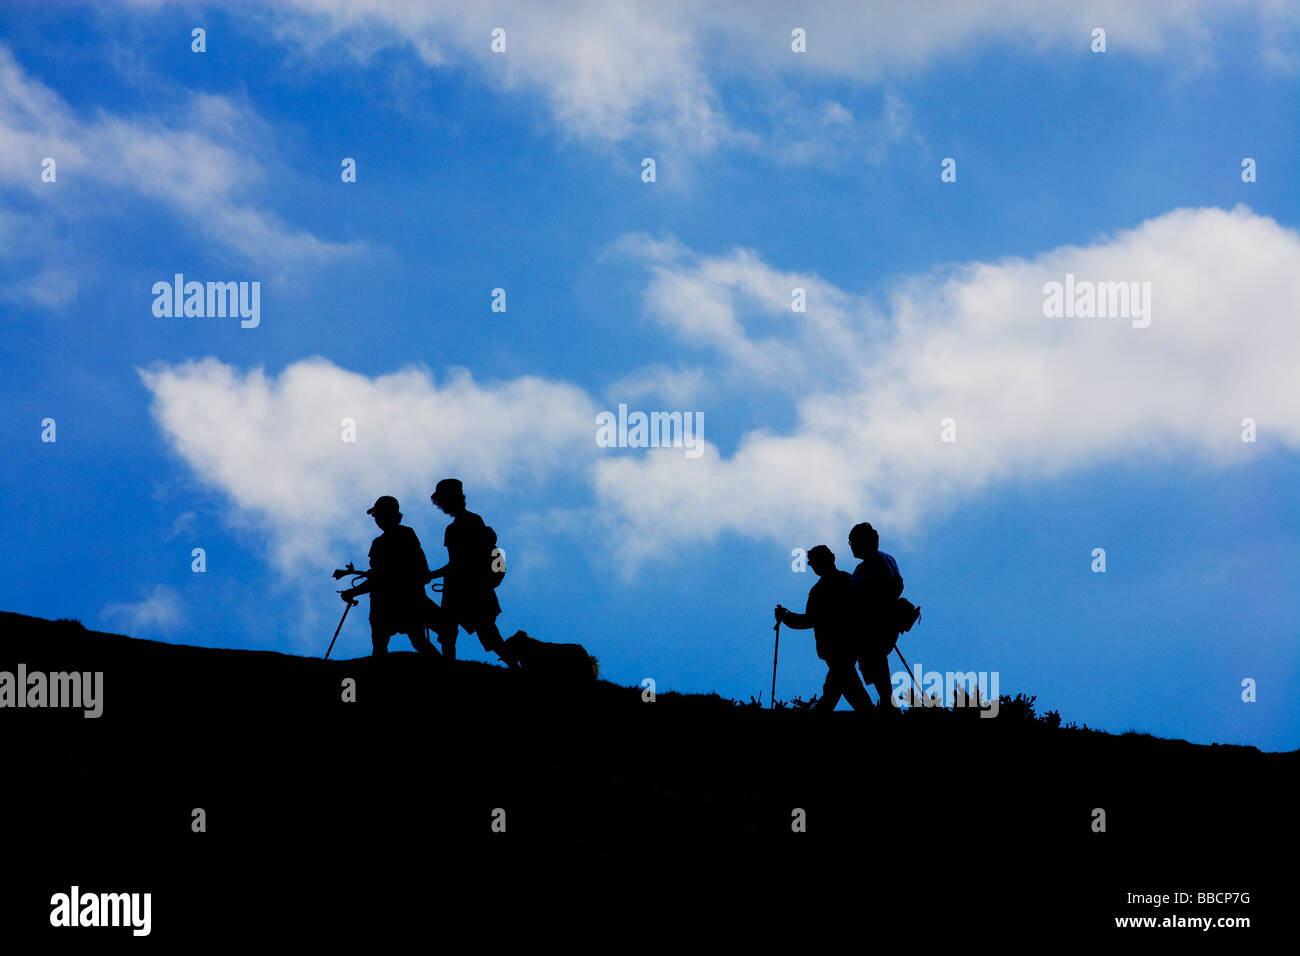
606, 364, 707, 408
2, 265, 78, 309
101, 584, 185, 635
122, 0, 1288, 165
0, 43, 362, 305
142, 206, 1300, 575
596, 205, 1300, 564
140, 357, 599, 573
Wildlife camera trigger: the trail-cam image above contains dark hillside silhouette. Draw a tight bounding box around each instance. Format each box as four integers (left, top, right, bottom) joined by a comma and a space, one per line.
2, 610, 1290, 938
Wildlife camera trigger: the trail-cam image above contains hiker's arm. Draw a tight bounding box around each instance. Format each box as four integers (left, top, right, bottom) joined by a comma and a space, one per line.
776, 602, 813, 629
428, 563, 447, 580
884, 555, 904, 598
341, 577, 373, 601
412, 541, 435, 584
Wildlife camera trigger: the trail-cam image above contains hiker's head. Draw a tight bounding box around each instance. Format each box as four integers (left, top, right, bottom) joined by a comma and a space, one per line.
806, 545, 836, 576
848, 522, 879, 558
431, 478, 466, 515
367, 495, 402, 530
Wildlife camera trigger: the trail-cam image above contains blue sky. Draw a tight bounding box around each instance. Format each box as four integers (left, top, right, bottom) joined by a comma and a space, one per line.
2, 2, 1297, 750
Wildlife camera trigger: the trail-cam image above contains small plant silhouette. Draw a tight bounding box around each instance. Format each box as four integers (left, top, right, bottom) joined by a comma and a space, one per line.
732, 683, 1092, 733
997, 693, 1038, 722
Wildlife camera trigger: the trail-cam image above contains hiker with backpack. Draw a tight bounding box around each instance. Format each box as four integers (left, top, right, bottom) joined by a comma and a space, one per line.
428, 478, 509, 665
339, 495, 440, 657
774, 545, 876, 712
848, 522, 906, 714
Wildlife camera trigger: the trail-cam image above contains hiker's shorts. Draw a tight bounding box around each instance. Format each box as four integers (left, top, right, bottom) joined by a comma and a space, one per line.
370, 598, 429, 640
438, 587, 501, 636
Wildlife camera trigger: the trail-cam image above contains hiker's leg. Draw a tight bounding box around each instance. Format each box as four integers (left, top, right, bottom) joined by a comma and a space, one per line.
477, 619, 506, 658
862, 653, 896, 711
409, 627, 437, 655
814, 667, 842, 710
835, 659, 875, 712
427, 597, 456, 660
423, 597, 445, 643
469, 587, 507, 660
371, 626, 389, 657
437, 626, 457, 661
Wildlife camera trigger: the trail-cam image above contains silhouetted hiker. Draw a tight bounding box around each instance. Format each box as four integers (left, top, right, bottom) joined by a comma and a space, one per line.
849, 522, 903, 714
340, 496, 439, 657
428, 478, 509, 665
774, 545, 875, 712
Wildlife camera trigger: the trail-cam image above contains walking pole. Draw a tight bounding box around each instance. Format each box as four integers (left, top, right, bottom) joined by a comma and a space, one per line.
325, 598, 357, 660
892, 644, 927, 708
770, 618, 781, 709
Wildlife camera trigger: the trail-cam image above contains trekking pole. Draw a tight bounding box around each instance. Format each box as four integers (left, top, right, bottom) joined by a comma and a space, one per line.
770, 619, 781, 709
325, 563, 369, 660
892, 644, 927, 709
325, 597, 357, 660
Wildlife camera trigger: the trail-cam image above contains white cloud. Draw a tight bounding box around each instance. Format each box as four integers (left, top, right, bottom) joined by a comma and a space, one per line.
606, 364, 707, 407
139, 207, 1300, 575
255, 0, 734, 153
606, 231, 878, 391
598, 205, 1300, 562
124, 0, 1285, 160
1257, 0, 1300, 75
758, 89, 914, 169
140, 357, 599, 573
2, 265, 78, 309
102, 584, 185, 635
0, 44, 360, 295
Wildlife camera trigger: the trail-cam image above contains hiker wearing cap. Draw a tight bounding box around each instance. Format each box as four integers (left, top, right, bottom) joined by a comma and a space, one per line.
340, 496, 439, 657
428, 479, 508, 664
848, 522, 903, 713
774, 545, 875, 712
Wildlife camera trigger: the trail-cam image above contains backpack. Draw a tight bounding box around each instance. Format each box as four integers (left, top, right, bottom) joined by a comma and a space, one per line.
483, 525, 506, 588
895, 597, 922, 634
878, 554, 919, 635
